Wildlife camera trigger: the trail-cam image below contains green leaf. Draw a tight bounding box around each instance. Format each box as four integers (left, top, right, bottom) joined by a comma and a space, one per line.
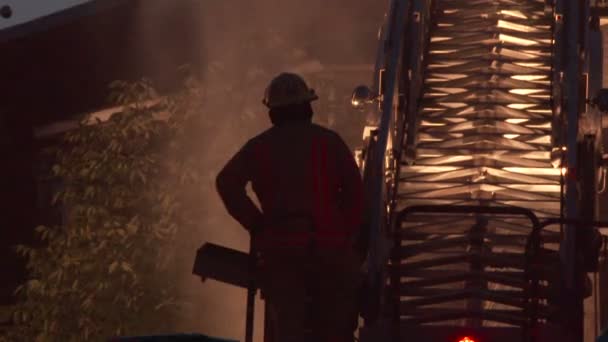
126, 223, 138, 235
137, 170, 147, 184
27, 279, 41, 291
14, 244, 27, 256
13, 284, 24, 296
84, 186, 95, 198
120, 262, 133, 273
51, 164, 61, 176
10, 310, 21, 324
6, 76, 219, 339
51, 191, 62, 205
108, 261, 118, 274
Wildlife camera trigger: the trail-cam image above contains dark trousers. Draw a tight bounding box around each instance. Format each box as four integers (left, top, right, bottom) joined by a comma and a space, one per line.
258, 248, 361, 342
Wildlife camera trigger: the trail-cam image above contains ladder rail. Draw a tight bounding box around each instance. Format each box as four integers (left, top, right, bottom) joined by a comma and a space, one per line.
357, 0, 605, 341
363, 0, 410, 320
375, 0, 565, 338
394, 204, 543, 341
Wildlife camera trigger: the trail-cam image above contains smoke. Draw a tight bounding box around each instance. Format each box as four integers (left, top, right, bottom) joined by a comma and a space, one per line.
135, 1, 384, 340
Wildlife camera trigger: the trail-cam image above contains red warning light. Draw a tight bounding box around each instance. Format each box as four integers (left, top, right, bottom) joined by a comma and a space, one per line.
458, 337, 476, 342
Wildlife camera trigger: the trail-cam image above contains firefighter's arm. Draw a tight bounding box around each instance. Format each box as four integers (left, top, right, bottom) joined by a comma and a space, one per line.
216, 141, 264, 233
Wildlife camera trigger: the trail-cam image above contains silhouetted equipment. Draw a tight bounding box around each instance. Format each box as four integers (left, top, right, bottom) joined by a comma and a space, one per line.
351, 85, 378, 109
244, 240, 257, 342
601, 238, 608, 333
0, 5, 11, 19
192, 242, 258, 342
592, 89, 608, 112
192, 243, 252, 290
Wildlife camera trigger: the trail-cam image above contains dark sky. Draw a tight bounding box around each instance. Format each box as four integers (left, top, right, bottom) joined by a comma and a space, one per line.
0, 0, 89, 30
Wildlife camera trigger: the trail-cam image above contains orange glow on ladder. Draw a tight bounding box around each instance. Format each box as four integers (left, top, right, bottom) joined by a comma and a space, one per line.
458, 337, 476, 342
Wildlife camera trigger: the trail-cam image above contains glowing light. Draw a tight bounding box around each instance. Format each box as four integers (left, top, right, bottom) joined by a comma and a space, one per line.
561, 167, 567, 176
499, 33, 538, 46
512, 75, 547, 81
458, 337, 476, 342
509, 89, 542, 95
431, 36, 452, 43
527, 122, 551, 129
507, 103, 535, 109
516, 62, 544, 67
497, 19, 537, 33
362, 126, 378, 140
503, 167, 561, 176
433, 87, 467, 93
500, 10, 527, 19
420, 120, 447, 127
505, 119, 528, 124
503, 134, 520, 139
528, 135, 551, 144
402, 166, 461, 173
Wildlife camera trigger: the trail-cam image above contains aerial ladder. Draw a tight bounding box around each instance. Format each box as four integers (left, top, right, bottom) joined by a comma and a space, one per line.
351, 0, 608, 341
192, 0, 608, 341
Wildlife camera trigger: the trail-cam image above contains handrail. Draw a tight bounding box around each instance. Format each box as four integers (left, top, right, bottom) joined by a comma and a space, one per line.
539, 218, 608, 230
390, 0, 433, 225
396, 205, 541, 230
364, 1, 433, 339
366, 0, 410, 281
394, 205, 543, 341
403, 0, 432, 164
360, 1, 439, 337
359, 1, 412, 337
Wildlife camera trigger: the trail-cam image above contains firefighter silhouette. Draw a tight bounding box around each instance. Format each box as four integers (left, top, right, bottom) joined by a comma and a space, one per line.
216, 73, 365, 342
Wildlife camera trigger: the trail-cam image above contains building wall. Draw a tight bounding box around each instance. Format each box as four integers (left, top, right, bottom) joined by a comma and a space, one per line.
0, 0, 207, 306
0, 0, 91, 30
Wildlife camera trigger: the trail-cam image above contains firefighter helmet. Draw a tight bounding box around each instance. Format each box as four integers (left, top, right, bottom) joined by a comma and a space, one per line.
262, 73, 318, 108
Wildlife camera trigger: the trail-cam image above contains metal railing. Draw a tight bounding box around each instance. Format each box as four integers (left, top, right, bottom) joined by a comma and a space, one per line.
363, 0, 411, 310
394, 205, 544, 342
360, 0, 436, 328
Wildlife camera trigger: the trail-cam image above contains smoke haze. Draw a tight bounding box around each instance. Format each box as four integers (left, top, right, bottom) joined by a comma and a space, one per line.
134, 1, 384, 340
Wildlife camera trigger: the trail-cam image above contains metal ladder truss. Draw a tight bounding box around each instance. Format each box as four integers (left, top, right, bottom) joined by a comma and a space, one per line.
393, 0, 564, 338
359, 0, 573, 340
390, 205, 561, 341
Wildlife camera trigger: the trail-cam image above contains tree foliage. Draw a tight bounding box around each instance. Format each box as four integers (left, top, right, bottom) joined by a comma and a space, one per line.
4, 76, 205, 342
0, 35, 359, 340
